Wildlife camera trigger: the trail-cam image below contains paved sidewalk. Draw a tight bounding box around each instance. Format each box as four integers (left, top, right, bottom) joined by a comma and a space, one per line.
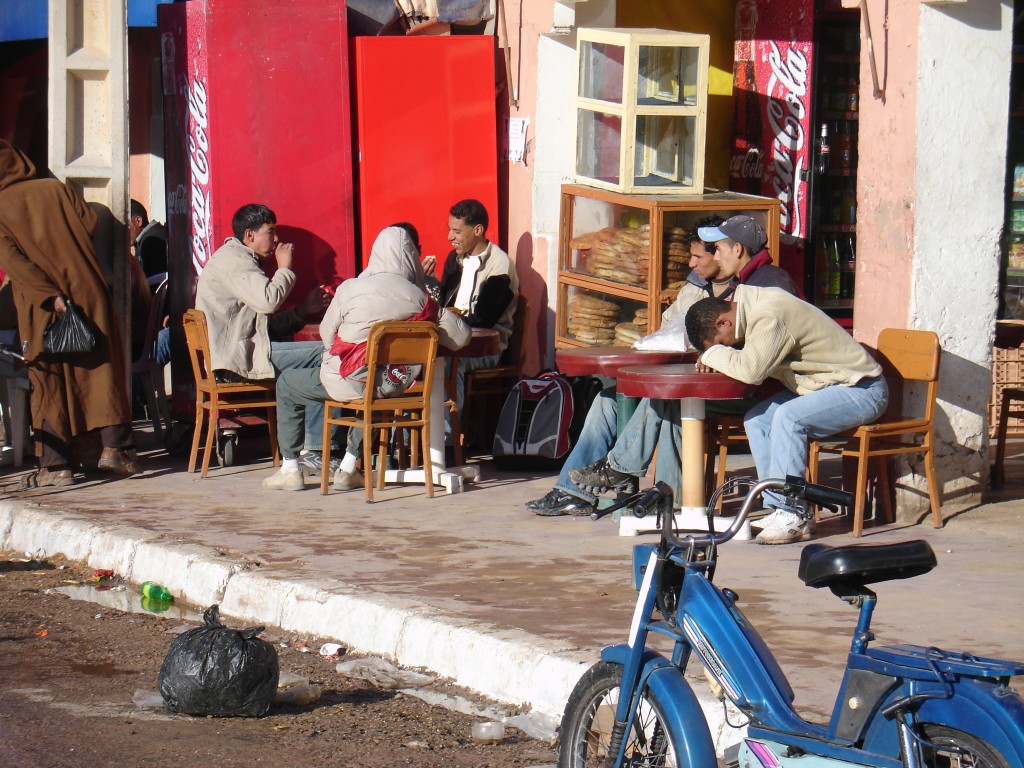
1, 429, 1022, 739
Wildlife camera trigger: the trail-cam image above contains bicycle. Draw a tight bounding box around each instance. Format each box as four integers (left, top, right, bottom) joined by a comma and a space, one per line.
558, 476, 1024, 768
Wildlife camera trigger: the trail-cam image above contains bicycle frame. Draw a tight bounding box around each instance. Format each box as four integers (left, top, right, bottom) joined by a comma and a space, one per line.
597, 479, 1024, 768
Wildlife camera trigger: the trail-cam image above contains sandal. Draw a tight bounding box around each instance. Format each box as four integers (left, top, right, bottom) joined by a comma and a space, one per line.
21, 468, 76, 489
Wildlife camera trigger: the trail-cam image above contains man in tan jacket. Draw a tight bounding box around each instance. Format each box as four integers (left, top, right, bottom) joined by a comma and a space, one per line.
196, 204, 334, 465
686, 285, 888, 545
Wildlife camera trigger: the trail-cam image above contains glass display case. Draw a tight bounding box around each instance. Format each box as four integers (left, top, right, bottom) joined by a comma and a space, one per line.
557, 184, 781, 348
575, 28, 710, 195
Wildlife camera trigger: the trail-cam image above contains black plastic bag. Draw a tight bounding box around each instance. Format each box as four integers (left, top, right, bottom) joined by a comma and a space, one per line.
158, 604, 279, 717
43, 299, 95, 354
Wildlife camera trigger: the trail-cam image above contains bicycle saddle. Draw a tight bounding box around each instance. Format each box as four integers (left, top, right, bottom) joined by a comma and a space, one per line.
798, 539, 937, 590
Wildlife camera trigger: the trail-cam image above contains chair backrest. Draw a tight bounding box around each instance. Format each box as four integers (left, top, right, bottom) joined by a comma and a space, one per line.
182, 308, 212, 384
874, 328, 941, 421
363, 320, 440, 403
134, 278, 168, 365
500, 296, 530, 372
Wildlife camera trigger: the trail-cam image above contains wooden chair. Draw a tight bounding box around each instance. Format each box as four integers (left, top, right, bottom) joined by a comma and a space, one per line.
320, 321, 439, 501
808, 328, 942, 537
182, 309, 280, 477
447, 297, 530, 457
993, 387, 1024, 487
131, 278, 171, 437
703, 412, 748, 510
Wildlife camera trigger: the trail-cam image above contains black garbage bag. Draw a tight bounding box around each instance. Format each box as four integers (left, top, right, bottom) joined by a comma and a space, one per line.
158, 605, 279, 717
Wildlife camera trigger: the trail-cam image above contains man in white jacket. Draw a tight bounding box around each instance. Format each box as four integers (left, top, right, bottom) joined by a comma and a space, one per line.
685, 286, 888, 544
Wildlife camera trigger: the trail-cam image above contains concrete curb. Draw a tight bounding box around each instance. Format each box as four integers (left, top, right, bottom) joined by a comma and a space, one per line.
0, 498, 736, 745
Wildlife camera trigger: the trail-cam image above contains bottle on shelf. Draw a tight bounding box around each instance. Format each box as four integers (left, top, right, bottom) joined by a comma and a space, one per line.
838, 121, 853, 171
827, 237, 842, 298
817, 122, 830, 175
848, 72, 859, 112
841, 179, 857, 226
840, 235, 857, 299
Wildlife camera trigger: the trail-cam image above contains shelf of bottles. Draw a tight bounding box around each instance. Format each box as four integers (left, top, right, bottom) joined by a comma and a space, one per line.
811, 21, 859, 311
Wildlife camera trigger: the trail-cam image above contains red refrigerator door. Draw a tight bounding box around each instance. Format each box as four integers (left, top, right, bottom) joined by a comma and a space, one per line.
729, 0, 815, 284
160, 0, 356, 409
354, 36, 498, 266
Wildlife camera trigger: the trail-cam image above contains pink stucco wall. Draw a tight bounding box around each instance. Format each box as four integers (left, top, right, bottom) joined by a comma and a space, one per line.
851, 0, 919, 346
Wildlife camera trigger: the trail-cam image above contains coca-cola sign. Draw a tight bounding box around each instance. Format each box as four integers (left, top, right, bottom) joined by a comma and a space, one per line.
765, 41, 810, 240
187, 74, 213, 273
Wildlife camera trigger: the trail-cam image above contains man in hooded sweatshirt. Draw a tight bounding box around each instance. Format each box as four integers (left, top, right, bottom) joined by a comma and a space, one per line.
0, 139, 138, 486
263, 226, 471, 491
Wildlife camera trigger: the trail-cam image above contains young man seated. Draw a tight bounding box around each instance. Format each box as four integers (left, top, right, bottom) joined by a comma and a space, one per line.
683, 286, 888, 545
557, 216, 799, 514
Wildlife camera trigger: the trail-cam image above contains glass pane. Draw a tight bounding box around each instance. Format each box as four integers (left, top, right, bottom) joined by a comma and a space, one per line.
637, 45, 699, 106
577, 109, 622, 185
633, 115, 696, 188
566, 196, 651, 290
564, 286, 648, 346
579, 41, 625, 103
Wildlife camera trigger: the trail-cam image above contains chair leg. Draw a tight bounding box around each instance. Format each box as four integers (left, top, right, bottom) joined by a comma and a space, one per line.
377, 428, 388, 491
922, 432, 942, 528
188, 404, 204, 473
267, 406, 280, 466
995, 392, 1013, 487
201, 408, 217, 477
321, 407, 332, 495
807, 439, 821, 521
422, 407, 434, 499
363, 421, 375, 502
852, 438, 870, 538
142, 370, 163, 439
877, 457, 893, 523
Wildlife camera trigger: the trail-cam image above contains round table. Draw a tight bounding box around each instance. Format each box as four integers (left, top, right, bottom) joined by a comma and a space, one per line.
617, 363, 754, 511
556, 346, 694, 431
441, 327, 499, 359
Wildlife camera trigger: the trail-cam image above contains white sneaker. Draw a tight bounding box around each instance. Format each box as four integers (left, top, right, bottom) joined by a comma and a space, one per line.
750, 508, 786, 531
261, 467, 305, 491
755, 510, 813, 545
332, 467, 365, 492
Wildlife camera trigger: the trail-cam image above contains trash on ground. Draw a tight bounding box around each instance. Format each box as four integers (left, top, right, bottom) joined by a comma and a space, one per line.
335, 657, 434, 689
319, 642, 344, 658
274, 682, 322, 705
504, 711, 560, 743
140, 581, 174, 603
471, 720, 506, 744
159, 604, 279, 717
132, 689, 165, 709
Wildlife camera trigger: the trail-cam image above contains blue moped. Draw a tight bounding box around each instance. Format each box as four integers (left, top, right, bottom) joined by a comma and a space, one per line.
558, 476, 1024, 768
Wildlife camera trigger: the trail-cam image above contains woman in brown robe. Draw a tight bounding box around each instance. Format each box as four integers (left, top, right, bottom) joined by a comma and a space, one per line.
0, 140, 138, 485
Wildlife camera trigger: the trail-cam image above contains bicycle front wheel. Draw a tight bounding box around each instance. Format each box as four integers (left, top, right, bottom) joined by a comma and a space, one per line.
919, 725, 1010, 768
558, 660, 679, 768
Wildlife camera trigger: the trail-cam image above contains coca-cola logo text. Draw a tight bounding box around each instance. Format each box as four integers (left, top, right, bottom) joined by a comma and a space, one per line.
187, 74, 213, 273
766, 41, 809, 239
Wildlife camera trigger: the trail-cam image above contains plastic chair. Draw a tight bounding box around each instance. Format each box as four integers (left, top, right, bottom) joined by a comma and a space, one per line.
447, 297, 530, 457
182, 309, 280, 477
132, 278, 171, 437
808, 328, 942, 537
320, 321, 439, 501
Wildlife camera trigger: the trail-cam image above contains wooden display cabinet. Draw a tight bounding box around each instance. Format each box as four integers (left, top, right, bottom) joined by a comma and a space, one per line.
556, 183, 781, 348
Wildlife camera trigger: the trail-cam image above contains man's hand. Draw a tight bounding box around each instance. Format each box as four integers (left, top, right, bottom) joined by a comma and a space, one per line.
297, 285, 332, 319
694, 355, 713, 374
421, 254, 437, 277
54, 295, 67, 316
275, 242, 295, 271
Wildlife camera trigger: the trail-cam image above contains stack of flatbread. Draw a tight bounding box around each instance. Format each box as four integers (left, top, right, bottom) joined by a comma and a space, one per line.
570, 226, 651, 288
567, 293, 620, 345
663, 225, 691, 289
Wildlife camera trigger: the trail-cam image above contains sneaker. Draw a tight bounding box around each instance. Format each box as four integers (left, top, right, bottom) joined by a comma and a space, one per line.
754, 510, 813, 545
568, 459, 636, 495
749, 508, 786, 531
332, 467, 365, 492
261, 467, 305, 491
296, 452, 342, 478
527, 489, 595, 517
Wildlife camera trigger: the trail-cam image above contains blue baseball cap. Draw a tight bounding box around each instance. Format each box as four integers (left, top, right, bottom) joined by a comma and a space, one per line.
697, 215, 767, 253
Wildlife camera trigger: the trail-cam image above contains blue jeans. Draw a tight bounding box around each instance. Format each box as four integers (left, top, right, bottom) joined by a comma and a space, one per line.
270, 341, 326, 451
274, 367, 351, 460
606, 399, 682, 504
554, 388, 618, 504
744, 376, 889, 510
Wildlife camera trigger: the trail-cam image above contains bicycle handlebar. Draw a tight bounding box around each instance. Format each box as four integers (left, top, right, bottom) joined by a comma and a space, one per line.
656, 475, 852, 550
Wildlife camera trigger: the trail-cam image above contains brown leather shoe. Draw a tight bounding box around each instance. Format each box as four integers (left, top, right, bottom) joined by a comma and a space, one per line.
21, 468, 76, 488
97, 448, 142, 475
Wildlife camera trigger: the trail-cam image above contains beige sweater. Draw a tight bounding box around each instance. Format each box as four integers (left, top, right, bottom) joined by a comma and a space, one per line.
701, 285, 881, 395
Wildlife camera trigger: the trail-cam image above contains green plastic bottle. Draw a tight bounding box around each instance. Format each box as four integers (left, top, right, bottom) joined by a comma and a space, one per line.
140, 581, 174, 603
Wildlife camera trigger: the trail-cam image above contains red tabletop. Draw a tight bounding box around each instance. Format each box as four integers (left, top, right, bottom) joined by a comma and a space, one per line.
556, 346, 694, 378
294, 323, 320, 343
616, 363, 754, 400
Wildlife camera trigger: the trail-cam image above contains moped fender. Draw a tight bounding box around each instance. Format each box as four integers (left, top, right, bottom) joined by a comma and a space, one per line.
863, 678, 1024, 768
602, 644, 719, 768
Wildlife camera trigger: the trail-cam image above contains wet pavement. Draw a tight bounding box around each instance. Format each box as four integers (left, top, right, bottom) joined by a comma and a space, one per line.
2, 422, 1023, 722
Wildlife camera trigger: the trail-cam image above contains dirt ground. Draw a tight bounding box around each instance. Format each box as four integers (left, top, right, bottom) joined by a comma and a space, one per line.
0, 552, 558, 768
